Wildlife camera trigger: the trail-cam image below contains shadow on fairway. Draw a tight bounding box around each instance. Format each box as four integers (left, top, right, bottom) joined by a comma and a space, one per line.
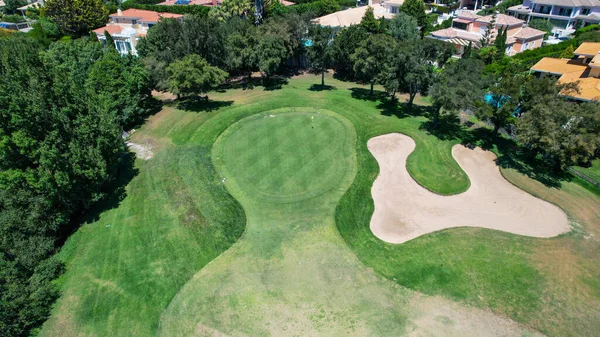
350, 87, 429, 119
420, 115, 568, 189
177, 99, 234, 113
419, 114, 466, 141
309, 84, 336, 91
125, 97, 164, 130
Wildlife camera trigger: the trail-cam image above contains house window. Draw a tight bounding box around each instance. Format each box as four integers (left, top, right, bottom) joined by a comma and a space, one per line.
480, 26, 487, 34
132, 19, 137, 24
581, 8, 591, 15
453, 22, 467, 30
537, 5, 551, 14
557, 7, 573, 17
115, 40, 132, 54
506, 45, 513, 54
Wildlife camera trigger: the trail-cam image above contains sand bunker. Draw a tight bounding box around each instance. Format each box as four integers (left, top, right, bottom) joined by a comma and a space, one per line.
368, 133, 570, 244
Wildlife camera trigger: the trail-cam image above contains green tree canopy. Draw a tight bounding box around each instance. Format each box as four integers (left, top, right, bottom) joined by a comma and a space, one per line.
429, 58, 485, 127
387, 12, 419, 42
351, 33, 396, 95
360, 6, 381, 34
475, 75, 524, 134
528, 19, 554, 37
330, 25, 368, 79
400, 0, 427, 28
167, 54, 228, 100
307, 25, 334, 86
42, 0, 109, 36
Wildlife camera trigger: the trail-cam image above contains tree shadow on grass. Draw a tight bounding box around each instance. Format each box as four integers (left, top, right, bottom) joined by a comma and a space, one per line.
58, 151, 140, 245
177, 99, 233, 113
419, 113, 467, 141
125, 96, 164, 130
308, 84, 336, 91
419, 113, 567, 188
350, 87, 429, 119
349, 87, 388, 102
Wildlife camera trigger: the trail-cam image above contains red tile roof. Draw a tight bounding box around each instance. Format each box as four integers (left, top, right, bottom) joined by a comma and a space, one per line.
93, 25, 123, 35
477, 13, 524, 26
512, 27, 545, 40
109, 9, 183, 23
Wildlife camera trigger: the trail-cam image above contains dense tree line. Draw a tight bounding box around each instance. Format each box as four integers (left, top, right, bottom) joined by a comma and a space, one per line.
0, 35, 151, 336
0, 1, 598, 334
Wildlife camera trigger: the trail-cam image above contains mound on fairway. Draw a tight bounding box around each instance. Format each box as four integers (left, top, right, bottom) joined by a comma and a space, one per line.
368, 133, 571, 244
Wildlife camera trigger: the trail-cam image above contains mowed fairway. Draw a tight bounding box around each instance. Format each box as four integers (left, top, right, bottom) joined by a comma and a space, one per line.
40, 75, 600, 337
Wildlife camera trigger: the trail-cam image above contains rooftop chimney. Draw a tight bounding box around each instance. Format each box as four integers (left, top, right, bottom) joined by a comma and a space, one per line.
117, 8, 122, 16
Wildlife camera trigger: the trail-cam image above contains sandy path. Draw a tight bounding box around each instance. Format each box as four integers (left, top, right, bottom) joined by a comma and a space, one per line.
368, 133, 570, 244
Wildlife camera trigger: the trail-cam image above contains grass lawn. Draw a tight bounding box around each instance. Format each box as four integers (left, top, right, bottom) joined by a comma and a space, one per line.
572, 158, 600, 186
41, 74, 599, 337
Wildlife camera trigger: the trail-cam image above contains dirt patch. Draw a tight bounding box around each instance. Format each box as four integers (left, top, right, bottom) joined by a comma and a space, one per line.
408, 294, 544, 337
127, 141, 154, 160
368, 133, 570, 244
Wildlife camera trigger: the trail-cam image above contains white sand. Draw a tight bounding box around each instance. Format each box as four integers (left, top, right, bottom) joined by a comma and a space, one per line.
368, 133, 570, 244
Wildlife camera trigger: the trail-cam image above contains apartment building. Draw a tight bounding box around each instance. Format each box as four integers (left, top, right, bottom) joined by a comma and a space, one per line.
507, 0, 600, 37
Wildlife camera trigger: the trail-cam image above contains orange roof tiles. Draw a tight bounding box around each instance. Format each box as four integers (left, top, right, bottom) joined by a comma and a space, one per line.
531, 58, 600, 101
109, 9, 183, 23
93, 25, 123, 35
574, 42, 600, 56
531, 57, 589, 75
512, 27, 545, 40
477, 13, 524, 26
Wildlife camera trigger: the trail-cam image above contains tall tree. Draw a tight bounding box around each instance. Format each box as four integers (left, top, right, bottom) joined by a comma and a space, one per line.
517, 78, 600, 168
167, 54, 228, 101
476, 75, 524, 135
493, 25, 507, 60
387, 12, 419, 42
351, 34, 396, 95
479, 11, 497, 48
463, 41, 473, 58
429, 58, 485, 127
42, 0, 108, 36
360, 6, 380, 34
400, 0, 427, 29
0, 35, 146, 336
330, 25, 368, 79
386, 39, 453, 111
307, 25, 334, 86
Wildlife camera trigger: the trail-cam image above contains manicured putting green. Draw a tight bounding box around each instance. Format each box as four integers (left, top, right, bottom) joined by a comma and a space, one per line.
217, 109, 351, 202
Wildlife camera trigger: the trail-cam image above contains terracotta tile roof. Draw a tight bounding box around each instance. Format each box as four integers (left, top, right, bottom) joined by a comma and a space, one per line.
457, 11, 481, 20
531, 57, 589, 75
314, 5, 394, 28
558, 70, 600, 101
477, 13, 524, 26
574, 42, 600, 56
531, 58, 600, 101
109, 9, 184, 23
430, 27, 481, 42
512, 27, 545, 40
431, 27, 456, 38
157, 0, 216, 6
453, 18, 472, 24
93, 25, 124, 35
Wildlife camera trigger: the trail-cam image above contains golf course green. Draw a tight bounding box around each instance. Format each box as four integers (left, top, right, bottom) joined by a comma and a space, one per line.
40, 75, 600, 337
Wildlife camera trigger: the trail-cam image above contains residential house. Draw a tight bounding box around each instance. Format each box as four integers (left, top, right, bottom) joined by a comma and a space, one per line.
507, 0, 600, 37
313, 3, 395, 29
428, 11, 545, 56
530, 42, 600, 101
381, 0, 404, 14
93, 9, 184, 55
